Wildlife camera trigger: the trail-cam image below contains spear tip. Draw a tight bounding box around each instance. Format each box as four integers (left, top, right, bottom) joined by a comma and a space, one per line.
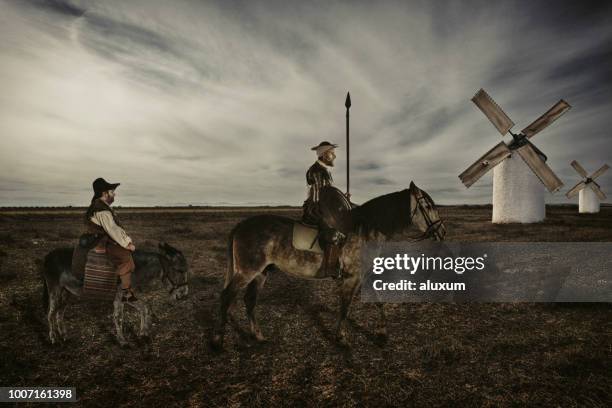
345, 92, 351, 108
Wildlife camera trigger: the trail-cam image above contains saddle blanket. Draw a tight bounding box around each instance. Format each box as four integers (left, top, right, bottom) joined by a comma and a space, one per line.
83, 250, 118, 299
292, 222, 323, 254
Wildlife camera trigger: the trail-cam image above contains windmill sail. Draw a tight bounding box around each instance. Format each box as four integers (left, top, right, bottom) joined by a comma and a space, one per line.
566, 181, 586, 198
570, 160, 588, 178
590, 164, 610, 180
522, 100, 571, 138
590, 182, 607, 200
459, 142, 511, 187
471, 89, 514, 135
515, 144, 563, 192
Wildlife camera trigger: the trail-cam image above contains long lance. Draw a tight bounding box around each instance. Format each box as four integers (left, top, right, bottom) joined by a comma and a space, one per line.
345, 92, 351, 195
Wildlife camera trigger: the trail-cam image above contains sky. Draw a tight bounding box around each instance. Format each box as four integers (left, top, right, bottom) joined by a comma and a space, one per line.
1, 0, 611, 206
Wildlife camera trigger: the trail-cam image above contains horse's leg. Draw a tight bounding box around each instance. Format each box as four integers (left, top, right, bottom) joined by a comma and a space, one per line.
335, 276, 361, 346
374, 302, 388, 343
113, 290, 128, 346
211, 275, 250, 349
244, 272, 267, 342
126, 300, 152, 338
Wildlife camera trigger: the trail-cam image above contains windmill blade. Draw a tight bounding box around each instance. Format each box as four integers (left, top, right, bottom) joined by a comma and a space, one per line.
566, 181, 586, 198
521, 99, 571, 138
516, 143, 564, 192
589, 183, 607, 200
458, 142, 511, 188
590, 164, 610, 180
570, 160, 588, 178
471, 89, 514, 136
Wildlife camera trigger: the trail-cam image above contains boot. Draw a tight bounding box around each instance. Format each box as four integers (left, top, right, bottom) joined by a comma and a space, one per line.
318, 244, 343, 280
121, 287, 138, 302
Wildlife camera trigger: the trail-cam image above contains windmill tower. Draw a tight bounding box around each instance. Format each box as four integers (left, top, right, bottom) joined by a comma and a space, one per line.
459, 89, 571, 223
566, 160, 609, 213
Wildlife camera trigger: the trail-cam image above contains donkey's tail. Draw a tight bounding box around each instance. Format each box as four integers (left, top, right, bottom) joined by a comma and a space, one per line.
224, 227, 236, 289
37, 259, 49, 313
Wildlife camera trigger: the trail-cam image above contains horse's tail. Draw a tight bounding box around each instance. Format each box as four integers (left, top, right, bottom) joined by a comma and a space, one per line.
37, 258, 49, 313
224, 227, 236, 289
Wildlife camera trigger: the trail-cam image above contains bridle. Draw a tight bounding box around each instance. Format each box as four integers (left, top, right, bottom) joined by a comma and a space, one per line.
410, 188, 445, 241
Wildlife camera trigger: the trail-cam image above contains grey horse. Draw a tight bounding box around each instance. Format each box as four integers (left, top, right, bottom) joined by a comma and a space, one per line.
41, 242, 189, 346
211, 181, 446, 349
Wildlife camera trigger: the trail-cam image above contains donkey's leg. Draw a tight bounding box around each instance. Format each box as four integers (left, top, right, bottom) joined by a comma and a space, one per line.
113, 290, 128, 346
127, 300, 152, 338
244, 272, 267, 342
335, 276, 361, 346
55, 289, 71, 341
46, 286, 61, 345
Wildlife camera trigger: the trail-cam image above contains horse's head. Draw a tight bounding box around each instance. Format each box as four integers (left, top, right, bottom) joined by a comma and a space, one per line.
409, 181, 446, 241
158, 242, 189, 300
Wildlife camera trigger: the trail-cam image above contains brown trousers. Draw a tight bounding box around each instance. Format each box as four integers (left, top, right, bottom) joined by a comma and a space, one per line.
105, 241, 135, 289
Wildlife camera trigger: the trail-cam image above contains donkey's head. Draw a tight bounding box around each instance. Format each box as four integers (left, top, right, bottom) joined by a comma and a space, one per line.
409, 181, 446, 241
158, 242, 189, 300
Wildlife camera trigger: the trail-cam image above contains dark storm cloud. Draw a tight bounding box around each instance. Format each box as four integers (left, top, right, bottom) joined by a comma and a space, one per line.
355, 162, 382, 171
23, 0, 86, 18
1, 0, 611, 205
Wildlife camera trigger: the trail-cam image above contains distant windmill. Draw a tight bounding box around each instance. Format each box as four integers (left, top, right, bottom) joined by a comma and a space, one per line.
566, 160, 609, 213
459, 89, 571, 223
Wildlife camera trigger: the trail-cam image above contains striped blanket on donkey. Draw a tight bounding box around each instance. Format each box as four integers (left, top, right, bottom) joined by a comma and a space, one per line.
83, 249, 119, 299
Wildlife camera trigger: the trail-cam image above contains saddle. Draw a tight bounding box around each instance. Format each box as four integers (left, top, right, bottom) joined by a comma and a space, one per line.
293, 187, 354, 254
72, 239, 118, 299
292, 222, 323, 254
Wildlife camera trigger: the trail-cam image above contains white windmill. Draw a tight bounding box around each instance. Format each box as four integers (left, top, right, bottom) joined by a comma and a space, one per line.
566, 160, 609, 213
459, 89, 571, 223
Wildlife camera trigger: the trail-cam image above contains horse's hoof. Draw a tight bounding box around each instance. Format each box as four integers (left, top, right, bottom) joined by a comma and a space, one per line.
137, 335, 152, 345
374, 332, 388, 346
335, 334, 350, 348
210, 336, 224, 352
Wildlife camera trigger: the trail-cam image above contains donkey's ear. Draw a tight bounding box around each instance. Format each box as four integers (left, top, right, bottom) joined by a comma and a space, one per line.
409, 181, 416, 190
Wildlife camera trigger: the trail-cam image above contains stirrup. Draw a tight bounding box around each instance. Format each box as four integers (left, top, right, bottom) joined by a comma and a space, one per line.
318, 259, 343, 280
330, 266, 343, 280
121, 288, 138, 302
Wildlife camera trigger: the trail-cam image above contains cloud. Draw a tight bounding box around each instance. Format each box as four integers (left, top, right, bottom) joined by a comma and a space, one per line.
0, 0, 611, 206
25, 0, 86, 18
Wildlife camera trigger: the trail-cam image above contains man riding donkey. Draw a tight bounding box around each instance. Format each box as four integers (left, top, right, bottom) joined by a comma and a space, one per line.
302, 141, 352, 280
73, 178, 137, 302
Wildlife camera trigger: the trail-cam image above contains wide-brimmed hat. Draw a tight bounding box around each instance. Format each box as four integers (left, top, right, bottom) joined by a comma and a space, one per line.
92, 178, 120, 196
311, 141, 338, 157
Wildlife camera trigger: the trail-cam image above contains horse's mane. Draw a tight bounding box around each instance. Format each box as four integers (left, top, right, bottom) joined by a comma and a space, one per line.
350, 189, 412, 237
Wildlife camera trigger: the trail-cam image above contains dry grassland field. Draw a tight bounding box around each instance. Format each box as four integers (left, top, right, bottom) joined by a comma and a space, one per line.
0, 205, 610, 407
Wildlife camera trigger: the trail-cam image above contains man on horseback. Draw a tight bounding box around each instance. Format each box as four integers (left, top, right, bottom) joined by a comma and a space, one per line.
302, 141, 347, 279
83, 178, 137, 302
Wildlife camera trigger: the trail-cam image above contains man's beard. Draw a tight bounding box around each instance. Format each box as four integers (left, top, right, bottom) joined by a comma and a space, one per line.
321, 157, 335, 167
106, 196, 115, 205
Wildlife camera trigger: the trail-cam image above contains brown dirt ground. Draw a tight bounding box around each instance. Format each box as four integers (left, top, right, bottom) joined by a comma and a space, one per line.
0, 205, 610, 407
